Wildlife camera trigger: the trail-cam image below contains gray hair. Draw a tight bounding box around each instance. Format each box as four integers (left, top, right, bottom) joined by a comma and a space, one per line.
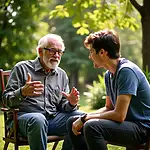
36, 34, 65, 55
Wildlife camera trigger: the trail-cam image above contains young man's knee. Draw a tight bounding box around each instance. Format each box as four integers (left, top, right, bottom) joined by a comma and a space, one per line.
83, 119, 101, 135
66, 116, 80, 131
66, 116, 76, 127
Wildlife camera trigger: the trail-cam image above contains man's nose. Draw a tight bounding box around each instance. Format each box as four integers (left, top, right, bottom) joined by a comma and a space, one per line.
54, 52, 60, 57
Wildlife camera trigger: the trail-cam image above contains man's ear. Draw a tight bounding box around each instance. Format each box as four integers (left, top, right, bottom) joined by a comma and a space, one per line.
100, 49, 107, 55
99, 49, 104, 55
38, 48, 43, 56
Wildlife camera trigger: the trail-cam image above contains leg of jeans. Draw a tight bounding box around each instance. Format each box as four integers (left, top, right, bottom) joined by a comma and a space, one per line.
47, 110, 84, 150
83, 119, 148, 150
18, 113, 48, 150
66, 116, 88, 150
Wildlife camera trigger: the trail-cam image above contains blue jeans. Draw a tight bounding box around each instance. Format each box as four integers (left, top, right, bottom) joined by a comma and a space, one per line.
18, 111, 84, 150
67, 116, 148, 150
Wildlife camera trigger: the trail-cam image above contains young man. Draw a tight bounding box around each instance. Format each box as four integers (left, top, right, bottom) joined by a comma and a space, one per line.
2, 34, 84, 150
66, 29, 150, 150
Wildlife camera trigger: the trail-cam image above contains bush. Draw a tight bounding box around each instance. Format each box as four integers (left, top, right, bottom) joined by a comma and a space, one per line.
143, 66, 150, 84
84, 74, 106, 109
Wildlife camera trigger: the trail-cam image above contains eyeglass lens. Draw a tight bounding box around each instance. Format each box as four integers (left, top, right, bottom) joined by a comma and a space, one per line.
44, 48, 64, 56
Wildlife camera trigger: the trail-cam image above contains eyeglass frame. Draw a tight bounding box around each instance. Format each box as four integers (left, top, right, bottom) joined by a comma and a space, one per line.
43, 47, 65, 56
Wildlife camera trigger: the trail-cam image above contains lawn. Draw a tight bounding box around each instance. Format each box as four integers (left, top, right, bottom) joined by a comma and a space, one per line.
0, 99, 125, 150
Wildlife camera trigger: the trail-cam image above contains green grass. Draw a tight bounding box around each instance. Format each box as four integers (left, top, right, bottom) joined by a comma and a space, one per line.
0, 102, 125, 150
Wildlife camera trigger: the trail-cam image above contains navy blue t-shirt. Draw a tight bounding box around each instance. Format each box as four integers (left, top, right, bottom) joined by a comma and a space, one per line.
105, 58, 150, 128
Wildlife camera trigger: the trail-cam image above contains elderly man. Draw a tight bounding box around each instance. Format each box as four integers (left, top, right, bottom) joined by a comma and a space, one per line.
3, 34, 83, 150
66, 29, 150, 150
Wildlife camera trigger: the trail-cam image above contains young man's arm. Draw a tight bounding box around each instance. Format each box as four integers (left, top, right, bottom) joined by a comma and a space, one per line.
85, 94, 131, 122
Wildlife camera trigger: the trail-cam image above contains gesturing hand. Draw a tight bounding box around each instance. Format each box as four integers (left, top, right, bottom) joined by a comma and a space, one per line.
62, 87, 80, 106
21, 73, 44, 97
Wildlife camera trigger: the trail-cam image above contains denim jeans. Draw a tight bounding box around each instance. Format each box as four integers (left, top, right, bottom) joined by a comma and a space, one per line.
18, 111, 84, 150
67, 116, 148, 150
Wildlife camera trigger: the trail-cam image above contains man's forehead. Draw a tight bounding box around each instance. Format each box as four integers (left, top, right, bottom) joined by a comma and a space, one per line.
47, 37, 58, 44
47, 38, 62, 47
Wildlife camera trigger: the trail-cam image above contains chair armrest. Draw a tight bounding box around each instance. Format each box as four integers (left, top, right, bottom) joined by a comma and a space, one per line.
1, 107, 19, 112
1, 107, 19, 127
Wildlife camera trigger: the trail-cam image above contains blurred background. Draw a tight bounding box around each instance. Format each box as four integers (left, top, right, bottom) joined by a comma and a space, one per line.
0, 0, 143, 101
0, 0, 147, 149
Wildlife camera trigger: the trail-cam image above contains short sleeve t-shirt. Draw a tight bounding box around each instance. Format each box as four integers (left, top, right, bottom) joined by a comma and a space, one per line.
105, 58, 150, 128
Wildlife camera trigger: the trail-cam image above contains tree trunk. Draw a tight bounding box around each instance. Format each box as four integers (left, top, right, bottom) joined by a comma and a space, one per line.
141, 0, 150, 71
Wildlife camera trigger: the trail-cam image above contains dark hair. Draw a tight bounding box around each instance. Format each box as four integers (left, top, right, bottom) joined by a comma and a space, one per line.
84, 29, 121, 59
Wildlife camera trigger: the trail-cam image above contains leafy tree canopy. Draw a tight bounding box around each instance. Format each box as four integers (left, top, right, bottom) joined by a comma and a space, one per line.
49, 0, 140, 35
0, 0, 51, 69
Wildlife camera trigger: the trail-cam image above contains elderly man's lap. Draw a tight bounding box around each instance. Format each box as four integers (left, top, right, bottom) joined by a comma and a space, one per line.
18, 111, 84, 150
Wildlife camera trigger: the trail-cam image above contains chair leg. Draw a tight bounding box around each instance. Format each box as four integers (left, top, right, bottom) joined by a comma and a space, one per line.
3, 142, 9, 150
14, 144, 19, 150
52, 141, 59, 150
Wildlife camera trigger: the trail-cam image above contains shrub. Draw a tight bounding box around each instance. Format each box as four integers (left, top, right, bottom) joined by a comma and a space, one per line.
83, 74, 106, 109
143, 66, 150, 84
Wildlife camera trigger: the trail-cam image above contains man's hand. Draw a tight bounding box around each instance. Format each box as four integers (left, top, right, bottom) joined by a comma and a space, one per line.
62, 87, 80, 106
72, 117, 83, 135
21, 73, 44, 97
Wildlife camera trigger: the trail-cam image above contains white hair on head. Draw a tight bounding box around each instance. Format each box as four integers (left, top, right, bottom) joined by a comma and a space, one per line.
36, 34, 65, 56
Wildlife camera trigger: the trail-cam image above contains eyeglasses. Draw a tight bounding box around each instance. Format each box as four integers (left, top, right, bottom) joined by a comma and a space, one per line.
43, 48, 64, 56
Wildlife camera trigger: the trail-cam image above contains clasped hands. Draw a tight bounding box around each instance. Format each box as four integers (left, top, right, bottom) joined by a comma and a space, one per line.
72, 117, 84, 136
21, 73, 80, 106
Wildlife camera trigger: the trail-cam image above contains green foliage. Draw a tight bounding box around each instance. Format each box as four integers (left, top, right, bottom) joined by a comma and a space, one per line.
49, 0, 140, 35
120, 28, 142, 68
143, 66, 150, 84
0, 0, 51, 70
55, 18, 90, 73
84, 74, 106, 109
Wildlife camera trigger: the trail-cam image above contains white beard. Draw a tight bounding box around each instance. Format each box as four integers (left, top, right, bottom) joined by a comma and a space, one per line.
43, 57, 60, 69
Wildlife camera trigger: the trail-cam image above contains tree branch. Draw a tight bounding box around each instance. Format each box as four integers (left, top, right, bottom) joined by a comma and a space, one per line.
130, 0, 143, 15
